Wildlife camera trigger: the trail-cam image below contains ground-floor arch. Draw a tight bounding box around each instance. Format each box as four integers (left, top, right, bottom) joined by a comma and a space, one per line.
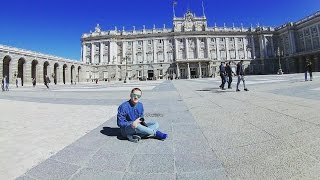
18, 58, 26, 86
71, 65, 75, 84
3, 55, 11, 83
63, 64, 67, 84
31, 60, 38, 84
54, 63, 59, 85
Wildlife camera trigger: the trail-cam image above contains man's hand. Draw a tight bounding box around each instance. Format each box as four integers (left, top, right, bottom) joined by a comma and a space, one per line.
131, 118, 141, 128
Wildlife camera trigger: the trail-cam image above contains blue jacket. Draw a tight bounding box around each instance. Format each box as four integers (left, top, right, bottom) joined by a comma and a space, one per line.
117, 100, 144, 128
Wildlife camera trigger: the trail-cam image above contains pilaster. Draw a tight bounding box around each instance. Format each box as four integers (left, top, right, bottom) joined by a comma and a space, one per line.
198, 62, 202, 78
185, 38, 189, 59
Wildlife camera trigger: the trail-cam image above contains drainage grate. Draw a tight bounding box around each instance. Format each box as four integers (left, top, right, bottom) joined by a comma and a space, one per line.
144, 113, 164, 117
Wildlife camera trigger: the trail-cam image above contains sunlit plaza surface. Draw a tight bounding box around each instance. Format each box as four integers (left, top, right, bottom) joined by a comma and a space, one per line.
1, 73, 320, 180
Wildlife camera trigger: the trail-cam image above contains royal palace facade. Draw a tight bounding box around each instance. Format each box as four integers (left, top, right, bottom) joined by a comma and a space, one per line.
81, 10, 320, 81
1, 10, 320, 85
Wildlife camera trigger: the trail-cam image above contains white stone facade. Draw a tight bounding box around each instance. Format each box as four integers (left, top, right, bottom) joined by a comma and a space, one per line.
0, 45, 91, 85
81, 10, 320, 78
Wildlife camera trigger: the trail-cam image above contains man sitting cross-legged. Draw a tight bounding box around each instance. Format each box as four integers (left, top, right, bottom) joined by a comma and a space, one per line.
117, 88, 168, 143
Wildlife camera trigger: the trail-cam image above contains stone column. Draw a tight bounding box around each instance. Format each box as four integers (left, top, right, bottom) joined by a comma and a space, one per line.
143, 40, 147, 63
244, 38, 248, 59
270, 37, 275, 57
205, 38, 210, 59
234, 38, 239, 60
82, 43, 86, 63
216, 38, 221, 60
196, 38, 200, 59
10, 61, 18, 85
56, 67, 60, 84
37, 64, 44, 84
24, 62, 32, 84
174, 39, 179, 60
176, 63, 180, 78
198, 62, 202, 78
226, 38, 230, 60
251, 35, 256, 59
288, 31, 296, 54
185, 38, 189, 59
91, 43, 94, 64
187, 62, 191, 79
133, 41, 137, 64
122, 42, 125, 64
100, 42, 104, 64
209, 61, 213, 77
259, 35, 265, 59
163, 39, 168, 62
153, 39, 157, 63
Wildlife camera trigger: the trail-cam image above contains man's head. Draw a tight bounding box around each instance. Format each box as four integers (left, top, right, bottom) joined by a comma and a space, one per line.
130, 88, 142, 105
240, 60, 244, 64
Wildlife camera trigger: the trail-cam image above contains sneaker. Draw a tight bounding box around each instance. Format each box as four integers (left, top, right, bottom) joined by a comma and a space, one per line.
244, 88, 249, 91
221, 88, 226, 90
236, 89, 240, 92
155, 131, 167, 140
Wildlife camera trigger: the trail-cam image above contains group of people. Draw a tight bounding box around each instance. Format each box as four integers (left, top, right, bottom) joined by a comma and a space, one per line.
219, 60, 248, 91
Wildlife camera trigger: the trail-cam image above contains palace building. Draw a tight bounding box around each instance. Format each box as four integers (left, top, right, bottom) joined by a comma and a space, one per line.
81, 9, 320, 81
1, 8, 319, 85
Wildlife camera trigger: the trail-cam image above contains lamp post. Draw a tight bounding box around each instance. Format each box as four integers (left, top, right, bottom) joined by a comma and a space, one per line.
124, 56, 128, 83
277, 47, 283, 75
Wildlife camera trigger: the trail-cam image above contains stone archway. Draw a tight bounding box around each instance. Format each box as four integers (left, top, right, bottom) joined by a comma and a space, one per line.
2, 55, 11, 83
63, 64, 67, 84
18, 58, 26, 86
77, 66, 81, 83
43, 61, 50, 82
54, 63, 59, 85
71, 65, 75, 84
31, 60, 38, 85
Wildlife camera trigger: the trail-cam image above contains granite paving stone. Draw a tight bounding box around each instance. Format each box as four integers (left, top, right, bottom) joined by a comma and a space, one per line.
69, 168, 124, 180
1, 73, 319, 179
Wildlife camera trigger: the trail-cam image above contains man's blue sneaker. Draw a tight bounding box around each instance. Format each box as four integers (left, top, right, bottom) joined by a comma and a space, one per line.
155, 131, 167, 140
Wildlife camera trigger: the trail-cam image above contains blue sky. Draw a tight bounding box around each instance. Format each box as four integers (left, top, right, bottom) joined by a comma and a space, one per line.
0, 0, 318, 61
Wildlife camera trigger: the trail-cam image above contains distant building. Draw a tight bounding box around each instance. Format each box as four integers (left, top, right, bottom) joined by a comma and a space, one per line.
81, 9, 320, 80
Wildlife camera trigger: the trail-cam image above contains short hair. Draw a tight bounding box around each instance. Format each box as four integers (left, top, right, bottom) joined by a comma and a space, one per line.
131, 88, 142, 94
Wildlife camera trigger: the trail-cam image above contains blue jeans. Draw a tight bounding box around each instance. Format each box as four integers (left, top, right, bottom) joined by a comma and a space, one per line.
121, 121, 159, 138
237, 75, 246, 90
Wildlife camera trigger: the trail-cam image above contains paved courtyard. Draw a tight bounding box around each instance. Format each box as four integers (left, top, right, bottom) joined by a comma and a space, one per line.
1, 73, 320, 180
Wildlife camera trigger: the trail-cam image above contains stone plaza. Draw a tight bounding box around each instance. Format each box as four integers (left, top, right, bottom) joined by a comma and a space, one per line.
0, 73, 320, 180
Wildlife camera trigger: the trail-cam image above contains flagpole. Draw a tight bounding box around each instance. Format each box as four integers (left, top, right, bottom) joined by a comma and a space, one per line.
202, 1, 206, 17
173, 1, 176, 18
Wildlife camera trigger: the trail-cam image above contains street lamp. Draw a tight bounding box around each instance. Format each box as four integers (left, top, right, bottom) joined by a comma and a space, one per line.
124, 56, 128, 83
277, 47, 283, 75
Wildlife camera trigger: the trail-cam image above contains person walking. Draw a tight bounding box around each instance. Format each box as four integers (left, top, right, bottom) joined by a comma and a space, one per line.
305, 61, 313, 81
32, 78, 36, 87
225, 62, 235, 89
44, 75, 50, 89
3, 76, 9, 91
236, 60, 248, 92
219, 62, 226, 90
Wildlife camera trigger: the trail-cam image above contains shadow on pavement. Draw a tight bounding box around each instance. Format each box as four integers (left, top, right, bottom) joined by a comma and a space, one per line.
100, 127, 127, 140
